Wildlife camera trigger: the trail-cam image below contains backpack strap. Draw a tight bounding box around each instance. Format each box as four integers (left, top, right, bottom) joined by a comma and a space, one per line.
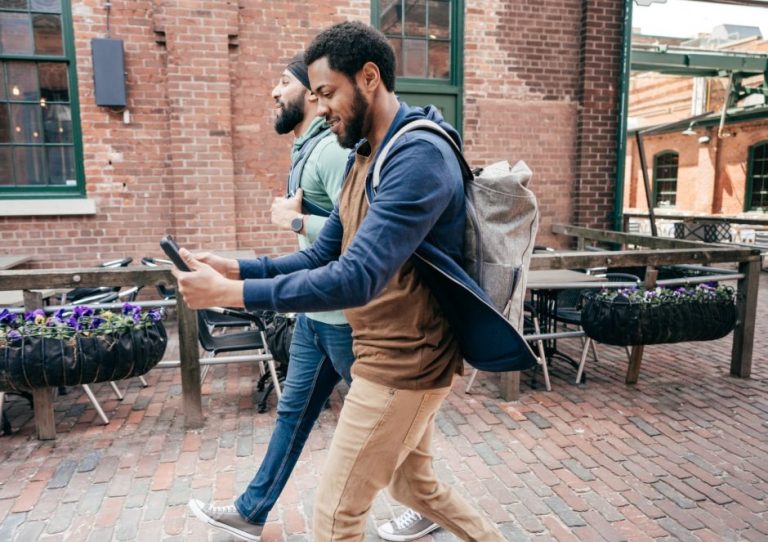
287, 126, 332, 197
371, 119, 473, 192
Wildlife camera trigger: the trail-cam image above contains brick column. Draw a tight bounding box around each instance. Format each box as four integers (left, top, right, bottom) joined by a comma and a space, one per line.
151, 0, 239, 250
573, 0, 627, 230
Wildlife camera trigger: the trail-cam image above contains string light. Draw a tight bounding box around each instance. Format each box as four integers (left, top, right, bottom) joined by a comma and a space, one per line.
11, 86, 20, 96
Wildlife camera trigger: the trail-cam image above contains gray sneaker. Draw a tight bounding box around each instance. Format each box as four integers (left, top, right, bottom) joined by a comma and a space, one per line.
377, 509, 440, 541
188, 499, 263, 541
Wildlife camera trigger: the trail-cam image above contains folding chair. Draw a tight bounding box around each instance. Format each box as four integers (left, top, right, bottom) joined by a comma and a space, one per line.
196, 309, 283, 402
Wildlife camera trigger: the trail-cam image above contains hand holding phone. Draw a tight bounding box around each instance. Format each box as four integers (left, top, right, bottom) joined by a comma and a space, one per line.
160, 235, 191, 272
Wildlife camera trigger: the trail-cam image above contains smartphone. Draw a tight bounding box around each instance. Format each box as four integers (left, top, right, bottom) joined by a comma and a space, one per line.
159, 235, 191, 272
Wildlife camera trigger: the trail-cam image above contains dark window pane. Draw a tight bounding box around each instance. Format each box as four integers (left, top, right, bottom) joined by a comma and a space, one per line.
427, 0, 450, 39
0, 102, 9, 142
33, 13, 62, 55
0, 147, 12, 185
402, 38, 426, 78
389, 37, 403, 76
0, 12, 33, 55
0, 1, 28, 9
428, 40, 449, 79
403, 0, 426, 37
42, 103, 69, 142
38, 62, 68, 101
9, 103, 42, 143
13, 145, 46, 185
46, 144, 73, 185
654, 153, 678, 207
380, 0, 402, 35
0, 63, 5, 100
750, 143, 768, 209
31, 0, 60, 13
6, 61, 39, 101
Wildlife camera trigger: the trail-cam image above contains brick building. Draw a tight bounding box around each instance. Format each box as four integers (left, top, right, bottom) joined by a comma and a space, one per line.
623, 29, 768, 221
0, 0, 627, 268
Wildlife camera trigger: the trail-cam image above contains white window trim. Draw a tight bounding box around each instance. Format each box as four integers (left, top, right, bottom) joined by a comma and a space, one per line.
0, 198, 96, 217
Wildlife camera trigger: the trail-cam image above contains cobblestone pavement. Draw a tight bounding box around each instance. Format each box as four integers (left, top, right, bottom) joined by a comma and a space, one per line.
0, 273, 766, 541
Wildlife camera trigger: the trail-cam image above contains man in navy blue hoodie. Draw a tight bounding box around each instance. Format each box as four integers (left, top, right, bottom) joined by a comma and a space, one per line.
174, 21, 505, 542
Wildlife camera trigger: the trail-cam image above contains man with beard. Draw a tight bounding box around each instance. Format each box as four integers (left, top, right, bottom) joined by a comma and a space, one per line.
175, 22, 506, 541
188, 55, 356, 541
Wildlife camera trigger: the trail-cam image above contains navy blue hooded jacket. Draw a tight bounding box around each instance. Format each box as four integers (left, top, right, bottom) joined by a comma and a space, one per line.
240, 103, 536, 372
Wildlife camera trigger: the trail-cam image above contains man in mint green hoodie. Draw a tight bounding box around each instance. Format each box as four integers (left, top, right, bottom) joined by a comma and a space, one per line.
189, 55, 356, 540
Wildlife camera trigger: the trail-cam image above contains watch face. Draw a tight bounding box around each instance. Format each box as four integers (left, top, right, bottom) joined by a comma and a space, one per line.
291, 216, 303, 233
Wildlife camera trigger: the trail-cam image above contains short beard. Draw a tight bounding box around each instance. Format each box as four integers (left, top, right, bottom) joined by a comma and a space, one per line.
274, 94, 305, 134
338, 84, 368, 149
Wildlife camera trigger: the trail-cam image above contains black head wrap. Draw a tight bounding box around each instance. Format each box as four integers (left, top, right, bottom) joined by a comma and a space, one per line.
286, 54, 311, 90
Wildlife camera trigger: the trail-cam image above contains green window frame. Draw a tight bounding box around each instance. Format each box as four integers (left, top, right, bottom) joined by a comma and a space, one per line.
746, 140, 768, 212
653, 150, 678, 208
372, 0, 463, 129
0, 0, 85, 199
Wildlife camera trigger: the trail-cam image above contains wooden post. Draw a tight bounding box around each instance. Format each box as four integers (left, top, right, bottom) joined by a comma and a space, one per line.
731, 259, 760, 378
177, 296, 204, 428
23, 290, 56, 440
626, 267, 658, 385
500, 372, 520, 402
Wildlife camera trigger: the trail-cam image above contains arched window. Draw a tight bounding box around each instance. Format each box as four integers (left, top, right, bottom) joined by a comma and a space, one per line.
653, 151, 678, 208
747, 141, 768, 211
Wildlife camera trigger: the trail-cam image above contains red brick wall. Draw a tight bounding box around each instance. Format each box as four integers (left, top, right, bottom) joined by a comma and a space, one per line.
0, 0, 625, 267
626, 121, 768, 215
573, 0, 626, 232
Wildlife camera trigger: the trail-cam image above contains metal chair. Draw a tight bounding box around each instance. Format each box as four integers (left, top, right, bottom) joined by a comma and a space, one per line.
196, 309, 283, 402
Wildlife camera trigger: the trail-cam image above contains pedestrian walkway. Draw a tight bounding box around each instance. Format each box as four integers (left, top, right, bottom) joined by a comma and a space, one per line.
0, 273, 766, 541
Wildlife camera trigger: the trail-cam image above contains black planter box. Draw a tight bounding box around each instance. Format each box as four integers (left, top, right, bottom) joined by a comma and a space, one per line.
0, 322, 167, 392
581, 294, 737, 346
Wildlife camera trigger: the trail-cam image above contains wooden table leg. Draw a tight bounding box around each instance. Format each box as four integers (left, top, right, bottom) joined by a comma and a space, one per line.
625, 267, 657, 385
23, 289, 56, 439
500, 371, 520, 401
32, 388, 56, 440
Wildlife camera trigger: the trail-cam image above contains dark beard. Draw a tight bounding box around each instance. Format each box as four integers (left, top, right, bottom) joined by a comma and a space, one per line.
274, 96, 305, 134
338, 85, 368, 149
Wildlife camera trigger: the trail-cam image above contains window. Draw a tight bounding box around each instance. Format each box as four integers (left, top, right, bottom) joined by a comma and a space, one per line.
0, 0, 84, 199
746, 141, 768, 212
653, 151, 678, 208
373, 0, 463, 128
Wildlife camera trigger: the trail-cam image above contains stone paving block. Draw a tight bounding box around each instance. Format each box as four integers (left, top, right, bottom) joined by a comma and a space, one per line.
46, 501, 77, 534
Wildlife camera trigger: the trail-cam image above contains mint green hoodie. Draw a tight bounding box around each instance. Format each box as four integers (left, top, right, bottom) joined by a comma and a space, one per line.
291, 116, 350, 325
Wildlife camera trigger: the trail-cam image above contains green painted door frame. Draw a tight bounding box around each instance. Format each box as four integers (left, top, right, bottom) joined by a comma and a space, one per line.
613, 0, 635, 231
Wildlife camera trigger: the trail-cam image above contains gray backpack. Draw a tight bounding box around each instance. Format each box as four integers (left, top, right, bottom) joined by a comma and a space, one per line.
372, 119, 539, 330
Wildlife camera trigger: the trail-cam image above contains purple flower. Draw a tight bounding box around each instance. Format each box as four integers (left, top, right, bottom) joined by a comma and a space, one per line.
73, 305, 93, 318
90, 317, 105, 329
132, 311, 142, 323
53, 308, 67, 321
66, 316, 83, 331
149, 310, 162, 322
122, 303, 137, 315
7, 329, 21, 343
24, 308, 45, 322
0, 309, 16, 325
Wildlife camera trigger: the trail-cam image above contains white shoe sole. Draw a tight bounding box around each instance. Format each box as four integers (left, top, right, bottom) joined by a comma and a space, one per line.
188, 499, 261, 541
377, 521, 440, 542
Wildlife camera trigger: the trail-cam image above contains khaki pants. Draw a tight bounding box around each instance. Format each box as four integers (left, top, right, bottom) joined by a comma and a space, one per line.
313, 377, 505, 541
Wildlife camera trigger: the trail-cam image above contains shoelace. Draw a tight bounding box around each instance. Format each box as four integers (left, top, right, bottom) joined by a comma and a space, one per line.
208, 504, 238, 517
393, 509, 423, 530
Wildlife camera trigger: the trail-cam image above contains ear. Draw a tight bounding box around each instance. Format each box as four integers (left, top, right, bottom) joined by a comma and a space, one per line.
306, 91, 318, 104
359, 61, 381, 93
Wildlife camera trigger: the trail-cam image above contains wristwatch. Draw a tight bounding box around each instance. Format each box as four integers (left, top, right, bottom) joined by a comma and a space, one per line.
290, 214, 305, 234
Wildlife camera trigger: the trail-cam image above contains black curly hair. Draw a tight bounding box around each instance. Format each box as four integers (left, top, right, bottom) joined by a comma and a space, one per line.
305, 21, 396, 92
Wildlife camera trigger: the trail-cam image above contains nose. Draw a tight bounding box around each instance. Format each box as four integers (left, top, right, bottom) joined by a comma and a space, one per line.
316, 98, 329, 118
271, 83, 280, 100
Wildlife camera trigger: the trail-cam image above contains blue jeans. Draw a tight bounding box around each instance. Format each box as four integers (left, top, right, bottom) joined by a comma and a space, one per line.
235, 314, 355, 524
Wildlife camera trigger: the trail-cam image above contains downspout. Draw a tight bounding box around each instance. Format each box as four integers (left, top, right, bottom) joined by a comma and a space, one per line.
613, 0, 634, 232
